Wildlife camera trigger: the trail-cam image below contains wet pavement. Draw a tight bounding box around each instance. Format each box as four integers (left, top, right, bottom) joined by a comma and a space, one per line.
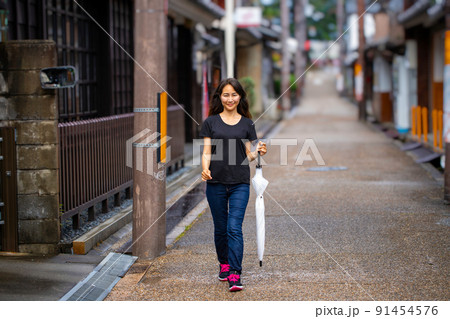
0, 171, 207, 301
0, 254, 103, 301
166, 182, 206, 234
106, 70, 449, 301
107, 182, 207, 255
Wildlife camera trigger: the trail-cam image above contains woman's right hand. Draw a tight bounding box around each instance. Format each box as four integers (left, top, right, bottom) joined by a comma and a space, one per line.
201, 169, 212, 181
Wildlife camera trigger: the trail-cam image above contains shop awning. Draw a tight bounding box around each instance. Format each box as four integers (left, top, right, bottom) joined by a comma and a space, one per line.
397, 0, 431, 27
169, 0, 225, 28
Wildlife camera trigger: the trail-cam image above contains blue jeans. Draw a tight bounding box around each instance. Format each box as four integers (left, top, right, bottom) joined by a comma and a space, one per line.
206, 183, 250, 274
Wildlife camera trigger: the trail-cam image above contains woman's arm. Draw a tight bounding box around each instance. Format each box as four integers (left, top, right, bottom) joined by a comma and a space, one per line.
202, 137, 212, 181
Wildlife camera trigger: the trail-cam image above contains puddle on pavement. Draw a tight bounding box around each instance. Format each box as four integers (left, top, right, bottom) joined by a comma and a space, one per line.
166, 183, 206, 233
115, 183, 206, 254
437, 218, 450, 227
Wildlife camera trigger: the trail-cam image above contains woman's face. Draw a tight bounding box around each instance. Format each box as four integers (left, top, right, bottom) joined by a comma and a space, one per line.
220, 84, 241, 113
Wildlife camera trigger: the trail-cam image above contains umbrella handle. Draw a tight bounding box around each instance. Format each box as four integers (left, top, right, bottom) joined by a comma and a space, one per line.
256, 151, 261, 168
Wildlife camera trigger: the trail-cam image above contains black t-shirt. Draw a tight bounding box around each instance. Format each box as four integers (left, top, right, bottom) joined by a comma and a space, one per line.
199, 114, 258, 184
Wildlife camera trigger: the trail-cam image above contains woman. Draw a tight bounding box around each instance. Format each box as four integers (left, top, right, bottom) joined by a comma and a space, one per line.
200, 78, 267, 292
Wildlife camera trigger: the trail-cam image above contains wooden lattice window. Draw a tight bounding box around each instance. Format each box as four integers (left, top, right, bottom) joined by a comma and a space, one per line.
6, 0, 134, 121
111, 0, 133, 115
46, 0, 98, 121
7, 0, 44, 40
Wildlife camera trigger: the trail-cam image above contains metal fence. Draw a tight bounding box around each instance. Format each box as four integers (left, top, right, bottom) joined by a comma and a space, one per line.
58, 107, 186, 229
59, 113, 134, 228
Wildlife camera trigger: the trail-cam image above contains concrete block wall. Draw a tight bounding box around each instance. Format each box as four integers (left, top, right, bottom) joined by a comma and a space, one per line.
0, 40, 60, 255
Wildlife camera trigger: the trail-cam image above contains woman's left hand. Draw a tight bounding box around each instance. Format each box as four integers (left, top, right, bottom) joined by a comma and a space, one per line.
256, 141, 267, 156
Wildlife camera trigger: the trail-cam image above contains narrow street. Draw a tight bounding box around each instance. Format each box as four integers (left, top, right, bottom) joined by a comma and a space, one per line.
106, 70, 449, 301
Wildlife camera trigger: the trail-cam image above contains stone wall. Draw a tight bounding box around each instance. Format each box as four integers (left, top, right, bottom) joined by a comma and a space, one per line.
0, 40, 59, 255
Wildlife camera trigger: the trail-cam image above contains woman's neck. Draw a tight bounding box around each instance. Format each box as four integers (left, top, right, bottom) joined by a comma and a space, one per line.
220, 110, 240, 118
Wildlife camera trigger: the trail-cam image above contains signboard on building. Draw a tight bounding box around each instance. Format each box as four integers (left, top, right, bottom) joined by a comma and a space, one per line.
235, 7, 262, 28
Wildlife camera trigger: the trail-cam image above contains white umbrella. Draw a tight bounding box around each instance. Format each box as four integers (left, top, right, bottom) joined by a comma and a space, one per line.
251, 152, 269, 267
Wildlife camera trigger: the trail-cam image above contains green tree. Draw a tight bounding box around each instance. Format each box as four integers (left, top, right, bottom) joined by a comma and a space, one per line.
307, 0, 337, 40
239, 76, 256, 110
261, 0, 280, 22
259, 0, 338, 41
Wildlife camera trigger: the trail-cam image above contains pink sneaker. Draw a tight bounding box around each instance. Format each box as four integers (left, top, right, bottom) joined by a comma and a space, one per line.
218, 264, 230, 281
227, 271, 243, 292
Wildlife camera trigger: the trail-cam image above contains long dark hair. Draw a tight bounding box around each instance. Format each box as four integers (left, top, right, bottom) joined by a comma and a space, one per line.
208, 78, 252, 119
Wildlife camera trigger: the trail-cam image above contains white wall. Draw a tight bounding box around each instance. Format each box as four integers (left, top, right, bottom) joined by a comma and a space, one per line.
373, 54, 391, 93
393, 55, 410, 133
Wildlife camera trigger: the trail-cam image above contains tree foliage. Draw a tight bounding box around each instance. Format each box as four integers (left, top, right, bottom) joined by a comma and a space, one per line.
259, 0, 338, 40
307, 0, 337, 41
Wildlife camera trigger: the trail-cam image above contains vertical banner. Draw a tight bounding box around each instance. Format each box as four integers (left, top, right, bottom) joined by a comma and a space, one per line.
355, 62, 363, 102
444, 31, 450, 143
202, 61, 209, 121
444, 66, 450, 143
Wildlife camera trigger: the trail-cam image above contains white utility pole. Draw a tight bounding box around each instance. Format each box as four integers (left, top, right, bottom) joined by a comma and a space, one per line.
225, 0, 236, 78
